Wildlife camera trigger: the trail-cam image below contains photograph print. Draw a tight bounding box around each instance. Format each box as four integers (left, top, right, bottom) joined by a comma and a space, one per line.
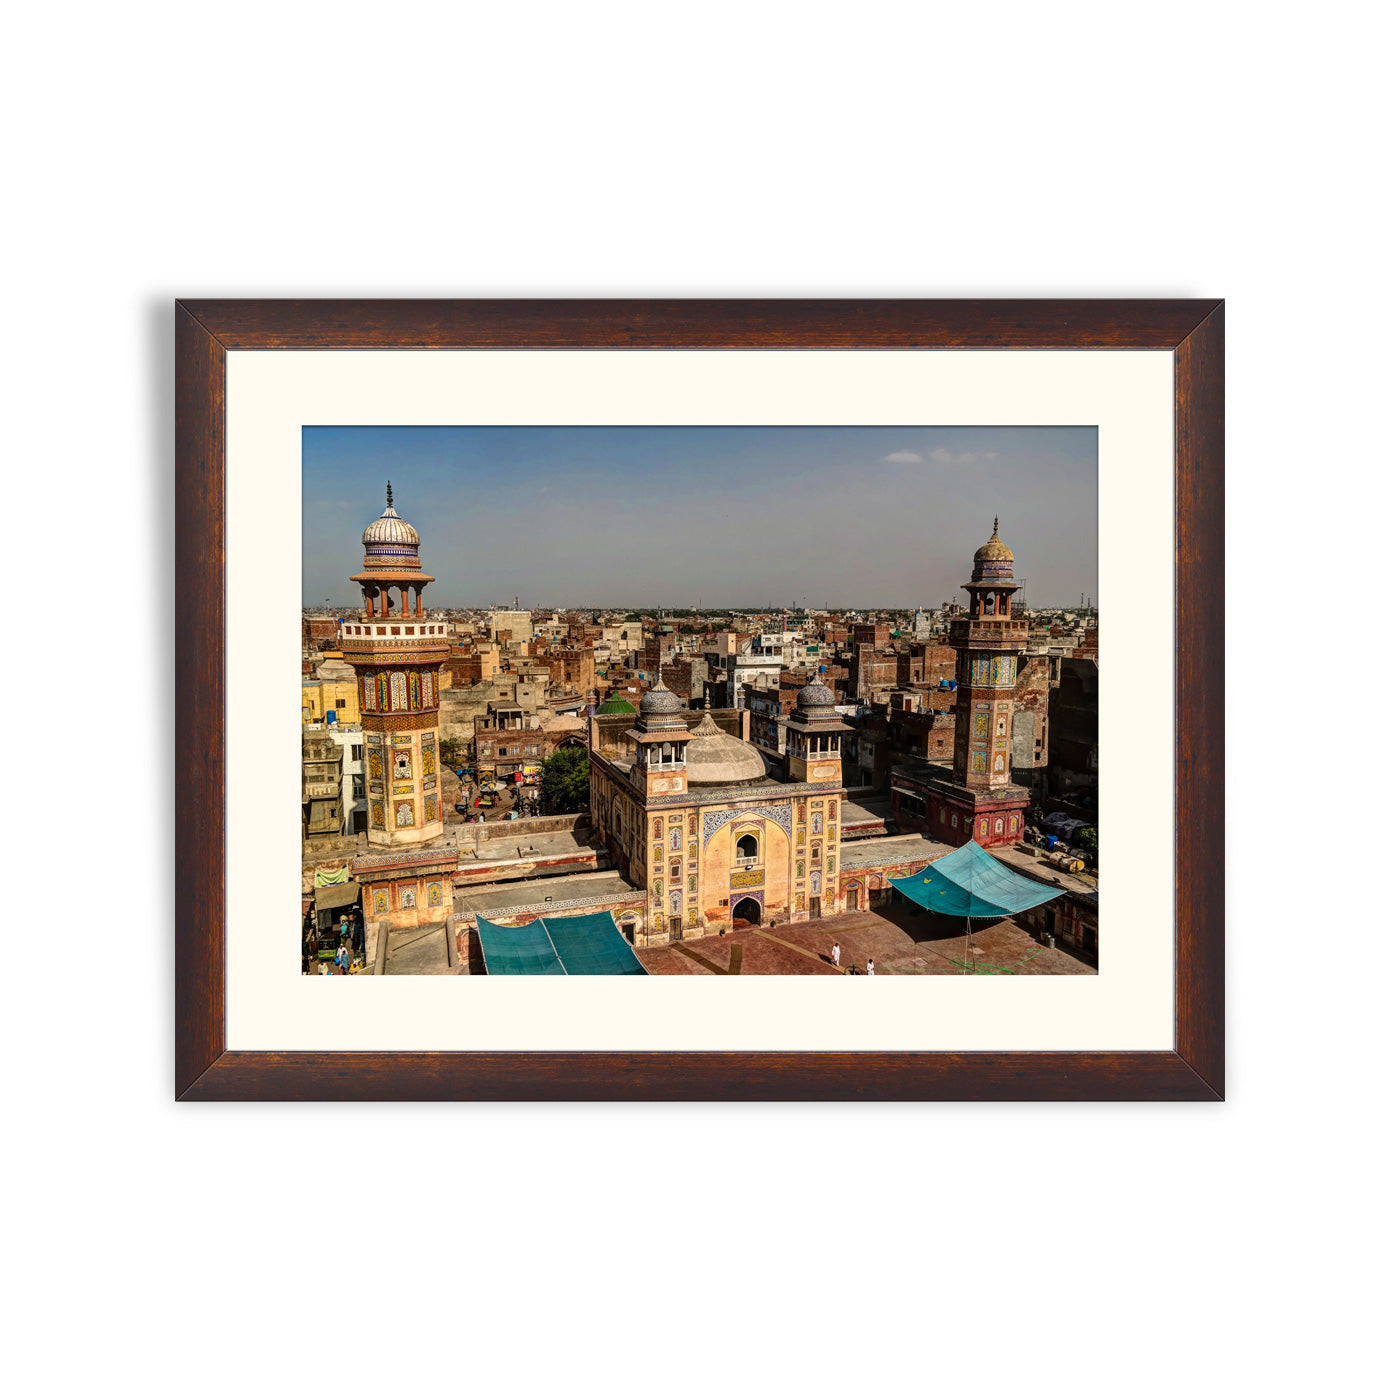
301, 426, 1098, 979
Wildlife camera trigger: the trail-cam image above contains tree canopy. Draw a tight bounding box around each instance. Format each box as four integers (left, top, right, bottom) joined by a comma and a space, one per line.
540, 745, 590, 814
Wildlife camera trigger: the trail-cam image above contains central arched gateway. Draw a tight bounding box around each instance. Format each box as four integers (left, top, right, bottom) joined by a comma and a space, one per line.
731, 897, 762, 928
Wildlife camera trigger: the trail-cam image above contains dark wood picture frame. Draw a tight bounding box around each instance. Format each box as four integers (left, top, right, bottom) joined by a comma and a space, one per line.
176, 299, 1223, 1101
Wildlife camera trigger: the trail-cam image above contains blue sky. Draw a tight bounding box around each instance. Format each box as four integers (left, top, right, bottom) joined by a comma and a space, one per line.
303, 426, 1096, 609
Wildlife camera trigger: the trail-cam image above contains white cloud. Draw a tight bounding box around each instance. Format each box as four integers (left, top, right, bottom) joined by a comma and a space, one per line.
885, 446, 998, 467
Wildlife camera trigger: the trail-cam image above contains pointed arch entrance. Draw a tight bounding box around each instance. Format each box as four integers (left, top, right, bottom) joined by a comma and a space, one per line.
731, 897, 762, 928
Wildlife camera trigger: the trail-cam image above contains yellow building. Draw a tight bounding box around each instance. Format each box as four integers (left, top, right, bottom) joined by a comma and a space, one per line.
301, 659, 362, 725
588, 683, 852, 946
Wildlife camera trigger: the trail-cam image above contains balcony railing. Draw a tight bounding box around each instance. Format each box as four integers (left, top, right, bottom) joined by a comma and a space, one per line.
734, 856, 760, 870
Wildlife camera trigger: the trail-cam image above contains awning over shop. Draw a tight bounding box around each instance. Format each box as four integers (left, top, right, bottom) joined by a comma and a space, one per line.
477, 912, 648, 976
314, 879, 361, 912
889, 842, 1060, 919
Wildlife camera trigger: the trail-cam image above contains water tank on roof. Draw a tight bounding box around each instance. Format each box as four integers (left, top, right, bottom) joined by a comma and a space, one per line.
326, 709, 337, 725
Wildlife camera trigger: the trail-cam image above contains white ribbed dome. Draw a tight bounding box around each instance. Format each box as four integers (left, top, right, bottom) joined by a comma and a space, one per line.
362, 505, 420, 548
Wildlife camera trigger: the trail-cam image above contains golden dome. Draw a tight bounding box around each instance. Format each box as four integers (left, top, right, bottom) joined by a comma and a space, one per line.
973, 517, 1014, 563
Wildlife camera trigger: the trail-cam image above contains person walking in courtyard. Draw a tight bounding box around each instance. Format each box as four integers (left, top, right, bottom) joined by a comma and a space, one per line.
866, 957, 875, 976
831, 941, 841, 969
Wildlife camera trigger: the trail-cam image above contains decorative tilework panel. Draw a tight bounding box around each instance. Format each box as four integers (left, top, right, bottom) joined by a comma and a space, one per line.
703, 805, 793, 847
973, 713, 990, 739
370, 800, 385, 828
395, 800, 414, 827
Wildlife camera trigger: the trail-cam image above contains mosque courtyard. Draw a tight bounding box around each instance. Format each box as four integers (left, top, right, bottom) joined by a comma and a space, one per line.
633, 902, 1095, 976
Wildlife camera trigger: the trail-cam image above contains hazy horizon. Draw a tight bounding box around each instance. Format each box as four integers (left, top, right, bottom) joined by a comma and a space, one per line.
304, 426, 1097, 610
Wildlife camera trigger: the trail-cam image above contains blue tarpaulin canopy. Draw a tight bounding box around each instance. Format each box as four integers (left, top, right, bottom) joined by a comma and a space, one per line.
889, 841, 1063, 919
477, 912, 649, 976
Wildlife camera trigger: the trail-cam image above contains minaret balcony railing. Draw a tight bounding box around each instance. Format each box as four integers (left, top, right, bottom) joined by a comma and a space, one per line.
341, 622, 451, 641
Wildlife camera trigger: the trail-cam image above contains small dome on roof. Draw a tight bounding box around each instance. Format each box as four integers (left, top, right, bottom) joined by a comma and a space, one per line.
797, 681, 835, 709
640, 684, 683, 715
597, 695, 638, 715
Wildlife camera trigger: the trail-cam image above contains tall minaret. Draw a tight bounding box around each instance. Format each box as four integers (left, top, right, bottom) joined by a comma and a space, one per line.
339, 483, 451, 845
949, 519, 1028, 791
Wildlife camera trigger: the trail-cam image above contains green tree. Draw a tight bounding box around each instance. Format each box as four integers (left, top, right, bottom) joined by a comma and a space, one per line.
539, 745, 590, 814
439, 734, 462, 769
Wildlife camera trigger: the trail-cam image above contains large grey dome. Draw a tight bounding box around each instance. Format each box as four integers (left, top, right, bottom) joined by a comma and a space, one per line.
683, 710, 767, 787
797, 681, 835, 709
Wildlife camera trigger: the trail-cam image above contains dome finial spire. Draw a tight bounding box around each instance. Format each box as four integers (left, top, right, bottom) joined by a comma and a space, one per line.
993, 515, 999, 535
386, 480, 394, 509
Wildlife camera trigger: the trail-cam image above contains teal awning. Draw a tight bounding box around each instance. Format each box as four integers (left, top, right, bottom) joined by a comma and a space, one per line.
889, 841, 1062, 919
477, 912, 649, 976
477, 917, 566, 975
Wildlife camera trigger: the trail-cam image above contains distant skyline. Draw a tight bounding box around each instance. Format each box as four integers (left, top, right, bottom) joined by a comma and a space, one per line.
303, 426, 1097, 609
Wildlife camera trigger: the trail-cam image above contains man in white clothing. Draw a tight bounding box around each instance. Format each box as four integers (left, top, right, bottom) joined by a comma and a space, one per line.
831, 942, 841, 968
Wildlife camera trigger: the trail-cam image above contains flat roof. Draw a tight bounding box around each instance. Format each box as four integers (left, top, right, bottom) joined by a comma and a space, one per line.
841, 832, 952, 871
841, 794, 893, 828
455, 871, 639, 913
462, 829, 603, 864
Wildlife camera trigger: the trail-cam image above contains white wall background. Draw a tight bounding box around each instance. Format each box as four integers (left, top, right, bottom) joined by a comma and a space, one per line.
5, 3, 1390, 1397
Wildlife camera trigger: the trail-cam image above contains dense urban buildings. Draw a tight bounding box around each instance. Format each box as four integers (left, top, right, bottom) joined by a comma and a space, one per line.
301, 487, 1099, 975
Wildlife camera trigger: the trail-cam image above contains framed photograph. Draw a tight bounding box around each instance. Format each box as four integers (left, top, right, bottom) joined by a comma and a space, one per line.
176, 299, 1223, 1100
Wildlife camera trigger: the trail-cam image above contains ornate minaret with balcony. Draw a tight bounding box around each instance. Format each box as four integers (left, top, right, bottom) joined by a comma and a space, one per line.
338, 483, 452, 846
949, 518, 1029, 792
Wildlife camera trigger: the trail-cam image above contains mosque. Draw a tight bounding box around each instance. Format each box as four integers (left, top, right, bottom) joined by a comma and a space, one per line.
587, 678, 852, 944
321, 490, 1041, 959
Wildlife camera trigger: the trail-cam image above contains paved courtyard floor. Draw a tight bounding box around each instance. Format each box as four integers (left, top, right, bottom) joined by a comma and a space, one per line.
633, 904, 1094, 976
